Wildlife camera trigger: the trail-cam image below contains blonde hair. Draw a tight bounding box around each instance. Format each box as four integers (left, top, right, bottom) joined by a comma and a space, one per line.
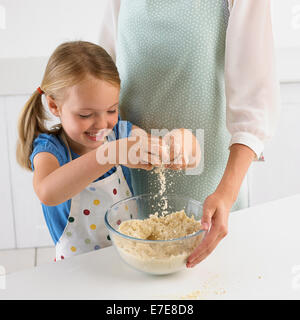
16, 41, 120, 170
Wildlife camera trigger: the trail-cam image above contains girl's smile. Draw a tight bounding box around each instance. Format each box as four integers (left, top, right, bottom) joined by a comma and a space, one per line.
84, 128, 113, 142
47, 76, 120, 155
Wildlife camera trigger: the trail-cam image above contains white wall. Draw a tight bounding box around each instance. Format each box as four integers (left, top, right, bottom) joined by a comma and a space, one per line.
0, 0, 300, 54
0, 0, 299, 84
0, 0, 107, 58
272, 0, 300, 82
272, 0, 300, 49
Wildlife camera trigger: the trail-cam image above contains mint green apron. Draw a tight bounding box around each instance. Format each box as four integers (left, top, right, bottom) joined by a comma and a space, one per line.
116, 0, 247, 211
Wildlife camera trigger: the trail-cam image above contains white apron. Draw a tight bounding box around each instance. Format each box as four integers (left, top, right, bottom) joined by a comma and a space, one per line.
55, 134, 132, 261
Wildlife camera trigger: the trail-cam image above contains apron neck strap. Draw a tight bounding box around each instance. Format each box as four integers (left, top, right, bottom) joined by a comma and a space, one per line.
60, 130, 73, 162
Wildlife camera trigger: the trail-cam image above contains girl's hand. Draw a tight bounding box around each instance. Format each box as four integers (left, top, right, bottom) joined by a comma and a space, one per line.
162, 128, 201, 170
96, 136, 168, 170
186, 191, 233, 268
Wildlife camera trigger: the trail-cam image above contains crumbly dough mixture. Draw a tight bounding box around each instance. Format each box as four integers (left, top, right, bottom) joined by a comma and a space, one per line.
119, 210, 201, 240
114, 210, 204, 274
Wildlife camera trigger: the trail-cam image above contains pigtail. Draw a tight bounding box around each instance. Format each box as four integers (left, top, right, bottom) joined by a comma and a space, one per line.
16, 90, 50, 170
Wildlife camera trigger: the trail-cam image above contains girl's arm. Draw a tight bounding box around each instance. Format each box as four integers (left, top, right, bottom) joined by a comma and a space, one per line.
33, 147, 115, 206
33, 133, 164, 206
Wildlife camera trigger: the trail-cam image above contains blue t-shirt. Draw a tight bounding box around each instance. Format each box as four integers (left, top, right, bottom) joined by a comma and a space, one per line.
30, 119, 133, 245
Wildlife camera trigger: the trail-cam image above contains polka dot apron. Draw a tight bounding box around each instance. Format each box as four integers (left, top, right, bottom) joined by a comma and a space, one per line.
55, 133, 132, 261
116, 0, 248, 211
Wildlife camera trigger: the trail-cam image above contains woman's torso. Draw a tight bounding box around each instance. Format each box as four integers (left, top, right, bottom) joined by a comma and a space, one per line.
116, 0, 248, 210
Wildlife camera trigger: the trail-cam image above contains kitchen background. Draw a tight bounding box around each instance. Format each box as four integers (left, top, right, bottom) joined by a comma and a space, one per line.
0, 0, 299, 275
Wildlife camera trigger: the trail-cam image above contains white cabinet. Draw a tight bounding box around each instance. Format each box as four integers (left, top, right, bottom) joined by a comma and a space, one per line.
0, 98, 15, 249
1, 95, 53, 249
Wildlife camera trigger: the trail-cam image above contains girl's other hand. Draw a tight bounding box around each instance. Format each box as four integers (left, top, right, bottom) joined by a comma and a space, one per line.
163, 128, 201, 170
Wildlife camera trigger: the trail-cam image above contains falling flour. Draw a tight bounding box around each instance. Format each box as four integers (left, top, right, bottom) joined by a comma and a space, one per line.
153, 165, 168, 215
154, 165, 167, 196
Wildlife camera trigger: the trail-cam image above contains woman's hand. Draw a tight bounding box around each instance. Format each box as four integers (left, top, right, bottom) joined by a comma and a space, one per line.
162, 128, 201, 170
186, 144, 256, 268
186, 191, 233, 268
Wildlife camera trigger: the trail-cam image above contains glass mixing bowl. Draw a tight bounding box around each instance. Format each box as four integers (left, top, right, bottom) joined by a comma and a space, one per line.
104, 193, 206, 275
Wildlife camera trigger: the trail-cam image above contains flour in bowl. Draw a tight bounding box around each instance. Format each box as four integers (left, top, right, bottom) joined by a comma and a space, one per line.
113, 210, 204, 275
119, 210, 201, 240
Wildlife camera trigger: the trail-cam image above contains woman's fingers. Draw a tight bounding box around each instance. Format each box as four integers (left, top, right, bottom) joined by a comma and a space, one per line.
186, 199, 229, 268
186, 224, 223, 268
186, 205, 215, 267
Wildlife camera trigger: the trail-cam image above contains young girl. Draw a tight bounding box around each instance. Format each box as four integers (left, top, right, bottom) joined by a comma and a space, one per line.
16, 41, 172, 261
16, 41, 200, 261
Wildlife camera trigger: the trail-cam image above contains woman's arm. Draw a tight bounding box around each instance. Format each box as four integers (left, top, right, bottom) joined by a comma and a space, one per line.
215, 144, 255, 205
187, 0, 280, 268
187, 144, 255, 268
225, 0, 281, 159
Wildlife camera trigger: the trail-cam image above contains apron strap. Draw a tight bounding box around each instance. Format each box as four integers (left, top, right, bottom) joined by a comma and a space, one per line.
59, 130, 116, 168
59, 130, 73, 162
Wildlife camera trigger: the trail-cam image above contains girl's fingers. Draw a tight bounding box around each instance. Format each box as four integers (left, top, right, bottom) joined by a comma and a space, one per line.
166, 136, 181, 162
168, 164, 183, 170
168, 136, 176, 161
140, 152, 162, 165
143, 164, 154, 171
135, 163, 154, 171
138, 136, 170, 164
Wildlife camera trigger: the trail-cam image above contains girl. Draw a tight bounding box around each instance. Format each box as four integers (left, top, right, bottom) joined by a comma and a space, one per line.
16, 41, 197, 261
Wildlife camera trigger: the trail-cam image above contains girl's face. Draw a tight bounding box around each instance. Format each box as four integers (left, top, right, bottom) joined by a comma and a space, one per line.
49, 76, 119, 155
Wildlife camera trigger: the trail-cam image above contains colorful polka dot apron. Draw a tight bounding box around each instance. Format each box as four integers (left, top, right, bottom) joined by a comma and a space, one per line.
116, 0, 248, 211
55, 134, 132, 261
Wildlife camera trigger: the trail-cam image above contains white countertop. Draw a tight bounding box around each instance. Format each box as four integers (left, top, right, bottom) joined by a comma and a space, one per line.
1, 194, 300, 300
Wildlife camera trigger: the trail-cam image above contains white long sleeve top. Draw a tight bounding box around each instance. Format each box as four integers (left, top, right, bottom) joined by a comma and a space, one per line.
99, 0, 281, 160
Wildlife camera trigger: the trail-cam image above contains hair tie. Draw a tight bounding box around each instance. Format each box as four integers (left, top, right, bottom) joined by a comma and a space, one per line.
37, 87, 44, 95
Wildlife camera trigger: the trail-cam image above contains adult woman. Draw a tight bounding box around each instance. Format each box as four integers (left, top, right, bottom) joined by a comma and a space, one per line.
99, 0, 280, 267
